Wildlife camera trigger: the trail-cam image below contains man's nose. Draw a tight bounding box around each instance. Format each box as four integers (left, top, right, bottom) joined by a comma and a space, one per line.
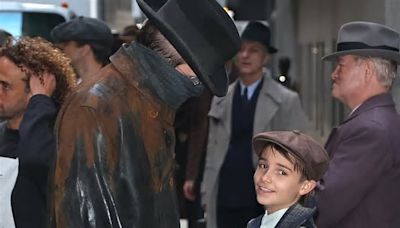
239, 49, 248, 58
331, 66, 339, 80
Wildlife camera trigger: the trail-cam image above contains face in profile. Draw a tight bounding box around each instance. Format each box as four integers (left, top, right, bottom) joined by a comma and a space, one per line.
253, 146, 315, 213
56, 41, 84, 75
330, 55, 366, 106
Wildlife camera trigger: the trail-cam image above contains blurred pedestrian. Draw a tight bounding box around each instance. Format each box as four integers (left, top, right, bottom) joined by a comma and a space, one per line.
0, 37, 75, 228
316, 21, 400, 227
51, 16, 113, 82
275, 56, 298, 92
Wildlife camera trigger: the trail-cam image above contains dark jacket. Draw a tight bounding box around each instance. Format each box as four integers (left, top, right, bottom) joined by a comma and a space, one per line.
316, 93, 400, 227
0, 95, 57, 228
247, 203, 317, 228
51, 43, 202, 227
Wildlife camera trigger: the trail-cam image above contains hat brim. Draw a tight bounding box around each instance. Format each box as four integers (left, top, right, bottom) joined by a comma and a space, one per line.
253, 136, 292, 157
241, 39, 278, 54
137, 0, 238, 97
322, 49, 400, 63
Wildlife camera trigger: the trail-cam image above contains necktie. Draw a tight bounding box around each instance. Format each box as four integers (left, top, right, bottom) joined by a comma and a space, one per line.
242, 87, 249, 103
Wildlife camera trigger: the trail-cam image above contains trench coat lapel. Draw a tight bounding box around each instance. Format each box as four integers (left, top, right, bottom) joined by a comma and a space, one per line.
253, 74, 280, 134
208, 81, 235, 136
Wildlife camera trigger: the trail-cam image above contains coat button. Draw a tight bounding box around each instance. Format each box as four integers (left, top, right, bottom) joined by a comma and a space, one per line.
149, 110, 158, 118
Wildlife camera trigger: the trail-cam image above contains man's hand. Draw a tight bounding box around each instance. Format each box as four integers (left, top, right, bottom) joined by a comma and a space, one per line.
30, 73, 56, 98
183, 180, 196, 201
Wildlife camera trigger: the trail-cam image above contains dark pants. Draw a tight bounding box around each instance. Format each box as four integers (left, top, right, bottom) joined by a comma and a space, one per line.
217, 205, 263, 228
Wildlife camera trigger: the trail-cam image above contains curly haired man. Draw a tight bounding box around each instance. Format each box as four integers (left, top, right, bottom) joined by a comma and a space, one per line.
0, 37, 76, 228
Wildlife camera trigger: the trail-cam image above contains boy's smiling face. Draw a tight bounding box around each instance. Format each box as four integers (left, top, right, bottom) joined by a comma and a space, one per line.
253, 146, 316, 213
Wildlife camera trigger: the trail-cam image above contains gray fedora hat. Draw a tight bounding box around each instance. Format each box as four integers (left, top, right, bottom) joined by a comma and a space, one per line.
323, 21, 400, 63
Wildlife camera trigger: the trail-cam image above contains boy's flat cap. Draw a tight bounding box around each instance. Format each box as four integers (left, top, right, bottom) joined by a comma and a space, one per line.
253, 130, 329, 180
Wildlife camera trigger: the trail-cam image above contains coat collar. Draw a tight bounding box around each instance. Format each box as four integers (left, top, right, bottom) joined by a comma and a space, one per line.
209, 71, 283, 118
110, 43, 203, 109
342, 93, 395, 124
208, 71, 285, 135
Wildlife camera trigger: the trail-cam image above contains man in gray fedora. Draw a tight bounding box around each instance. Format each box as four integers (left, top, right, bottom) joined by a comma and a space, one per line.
316, 21, 400, 227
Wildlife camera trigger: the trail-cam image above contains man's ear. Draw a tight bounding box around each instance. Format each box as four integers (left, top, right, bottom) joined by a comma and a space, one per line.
80, 44, 92, 56
299, 180, 317, 196
363, 59, 375, 83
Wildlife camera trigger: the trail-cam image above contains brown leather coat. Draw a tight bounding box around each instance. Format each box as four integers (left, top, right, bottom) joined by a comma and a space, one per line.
51, 43, 202, 227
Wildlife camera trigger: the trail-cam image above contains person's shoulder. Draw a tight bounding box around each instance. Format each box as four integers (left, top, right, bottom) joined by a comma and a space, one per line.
62, 75, 123, 113
262, 75, 299, 100
246, 214, 263, 228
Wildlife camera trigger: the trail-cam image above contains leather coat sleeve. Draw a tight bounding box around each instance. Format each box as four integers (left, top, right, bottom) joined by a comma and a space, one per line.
18, 94, 57, 165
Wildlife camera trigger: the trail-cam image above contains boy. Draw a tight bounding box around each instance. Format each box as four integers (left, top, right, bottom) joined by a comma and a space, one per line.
248, 130, 329, 228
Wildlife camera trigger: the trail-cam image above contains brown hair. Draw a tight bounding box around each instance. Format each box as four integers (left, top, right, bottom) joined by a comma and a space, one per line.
0, 37, 76, 104
136, 20, 184, 67
264, 143, 308, 181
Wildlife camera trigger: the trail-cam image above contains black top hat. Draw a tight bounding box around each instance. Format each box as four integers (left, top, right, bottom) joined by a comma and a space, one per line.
323, 21, 400, 63
136, 0, 241, 97
241, 21, 277, 54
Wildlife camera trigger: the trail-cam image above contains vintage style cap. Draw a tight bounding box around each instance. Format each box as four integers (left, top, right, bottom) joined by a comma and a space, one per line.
241, 21, 277, 54
51, 16, 113, 54
253, 130, 329, 180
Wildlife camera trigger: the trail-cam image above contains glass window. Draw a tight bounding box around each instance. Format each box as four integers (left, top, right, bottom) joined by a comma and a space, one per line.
0, 11, 65, 40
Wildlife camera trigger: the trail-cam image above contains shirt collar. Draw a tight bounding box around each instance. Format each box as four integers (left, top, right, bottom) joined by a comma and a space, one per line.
260, 208, 288, 228
239, 78, 262, 100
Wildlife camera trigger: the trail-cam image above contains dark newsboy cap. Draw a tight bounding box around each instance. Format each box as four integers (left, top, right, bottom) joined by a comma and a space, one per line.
253, 130, 329, 180
51, 16, 113, 52
241, 21, 277, 54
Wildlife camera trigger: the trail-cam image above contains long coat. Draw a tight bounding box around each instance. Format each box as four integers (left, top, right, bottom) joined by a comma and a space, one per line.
201, 73, 309, 228
316, 93, 400, 227
51, 43, 201, 227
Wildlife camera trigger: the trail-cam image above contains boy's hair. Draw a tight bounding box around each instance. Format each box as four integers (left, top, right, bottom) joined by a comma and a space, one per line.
265, 143, 308, 180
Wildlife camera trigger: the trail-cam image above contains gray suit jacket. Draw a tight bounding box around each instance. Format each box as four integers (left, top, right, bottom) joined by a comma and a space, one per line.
201, 73, 309, 228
